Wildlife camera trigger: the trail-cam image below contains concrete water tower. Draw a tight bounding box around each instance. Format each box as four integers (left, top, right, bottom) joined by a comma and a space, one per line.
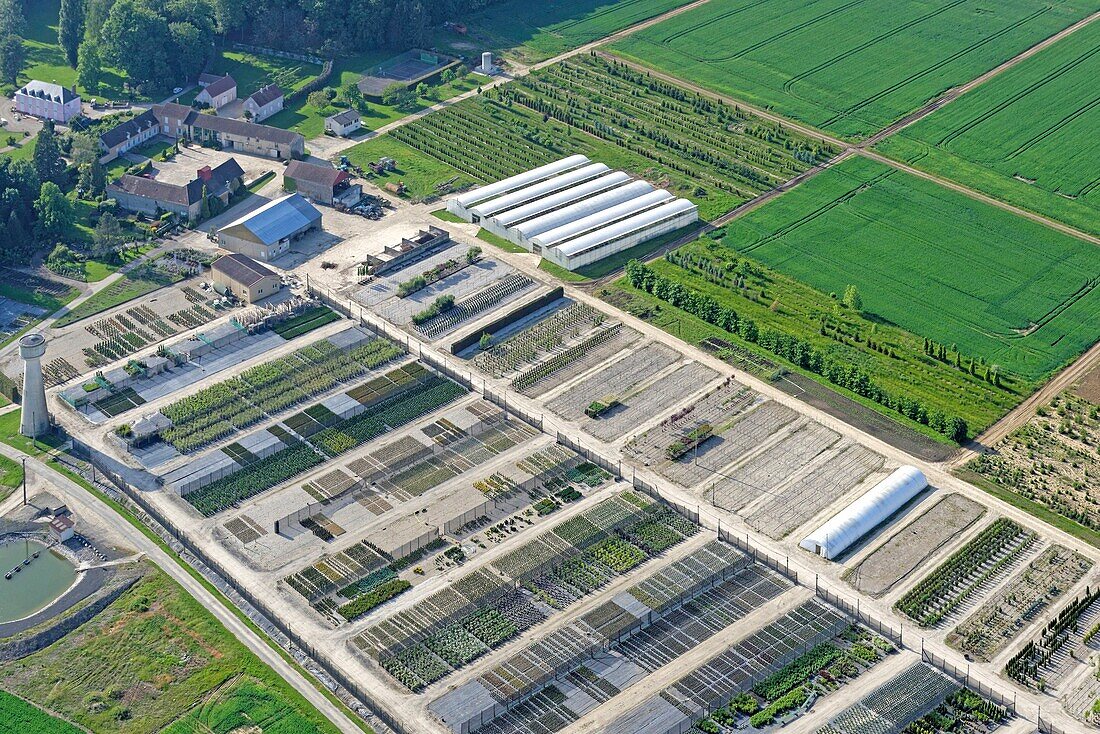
476, 51, 497, 75
19, 333, 49, 438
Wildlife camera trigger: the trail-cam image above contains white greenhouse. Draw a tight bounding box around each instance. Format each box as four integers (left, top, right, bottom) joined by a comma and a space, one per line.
800, 465, 928, 560
446, 156, 698, 271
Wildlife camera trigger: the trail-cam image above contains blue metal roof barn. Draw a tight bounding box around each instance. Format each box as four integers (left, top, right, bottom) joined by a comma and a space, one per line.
217, 193, 322, 261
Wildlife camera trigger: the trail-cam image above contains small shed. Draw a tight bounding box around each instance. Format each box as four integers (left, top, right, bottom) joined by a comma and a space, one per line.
325, 109, 361, 137
49, 513, 75, 543
284, 160, 351, 205
211, 253, 282, 303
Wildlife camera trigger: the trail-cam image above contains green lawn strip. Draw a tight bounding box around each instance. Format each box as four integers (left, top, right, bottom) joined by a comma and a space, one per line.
956, 469, 1100, 551
600, 279, 957, 444
430, 208, 466, 224
476, 228, 526, 254
345, 135, 476, 201
608, 0, 1096, 139
540, 225, 703, 283
0, 135, 37, 163
538, 259, 587, 283
52, 268, 180, 328
0, 412, 374, 734
0, 453, 25, 502
0, 280, 78, 313
717, 156, 1100, 382
246, 170, 277, 193
0, 689, 82, 734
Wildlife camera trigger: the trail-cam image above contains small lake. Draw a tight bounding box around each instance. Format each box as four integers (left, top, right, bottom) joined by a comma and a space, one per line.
0, 539, 77, 622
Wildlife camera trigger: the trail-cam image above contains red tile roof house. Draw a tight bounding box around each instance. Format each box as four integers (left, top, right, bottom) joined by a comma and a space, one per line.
195, 74, 238, 110
243, 84, 284, 122
107, 158, 245, 222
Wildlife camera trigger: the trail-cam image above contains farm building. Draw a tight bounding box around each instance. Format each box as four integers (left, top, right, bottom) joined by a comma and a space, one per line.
107, 158, 245, 221
800, 466, 928, 560
49, 513, 75, 542
216, 193, 322, 261
14, 80, 80, 123
284, 160, 352, 205
212, 253, 282, 303
97, 109, 160, 163
151, 102, 304, 159
364, 226, 452, 276
195, 74, 237, 109
447, 155, 698, 270
325, 109, 361, 136
244, 84, 285, 122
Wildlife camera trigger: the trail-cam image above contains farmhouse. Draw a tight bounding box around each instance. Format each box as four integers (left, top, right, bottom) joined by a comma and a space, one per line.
151, 102, 304, 159
325, 109, 361, 137
14, 80, 81, 123
216, 193, 322, 261
97, 108, 160, 163
107, 158, 245, 221
244, 84, 284, 122
212, 253, 282, 303
448, 155, 698, 270
283, 160, 351, 205
195, 74, 237, 109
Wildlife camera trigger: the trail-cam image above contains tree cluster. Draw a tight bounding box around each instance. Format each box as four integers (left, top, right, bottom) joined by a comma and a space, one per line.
625, 260, 968, 442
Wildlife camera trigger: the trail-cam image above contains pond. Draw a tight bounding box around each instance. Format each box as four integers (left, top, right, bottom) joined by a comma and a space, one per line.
0, 539, 78, 623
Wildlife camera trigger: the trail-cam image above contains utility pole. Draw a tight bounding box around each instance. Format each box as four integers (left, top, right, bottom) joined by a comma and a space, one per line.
21, 456, 27, 505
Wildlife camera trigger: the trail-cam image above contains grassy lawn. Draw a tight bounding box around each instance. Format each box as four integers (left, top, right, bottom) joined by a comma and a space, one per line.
429, 0, 697, 64
0, 134, 37, 163
610, 0, 1096, 139
476, 228, 526, 254
875, 19, 1100, 237
430, 208, 466, 224
0, 279, 78, 314
21, 0, 137, 101
345, 135, 475, 201
0, 410, 67, 457
0, 566, 343, 734
0, 453, 24, 503
719, 156, 1100, 382
53, 266, 180, 328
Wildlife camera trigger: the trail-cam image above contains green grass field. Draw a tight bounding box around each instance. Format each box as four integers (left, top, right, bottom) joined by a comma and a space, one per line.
431, 0, 696, 63
719, 156, 1100, 381
876, 19, 1100, 236
0, 690, 81, 734
0, 454, 25, 503
0, 568, 340, 734
610, 0, 1095, 139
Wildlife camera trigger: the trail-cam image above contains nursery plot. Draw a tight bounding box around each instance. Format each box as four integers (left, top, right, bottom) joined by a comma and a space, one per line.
603, 600, 848, 734
415, 274, 536, 340
876, 20, 1100, 237
948, 544, 1092, 661
520, 325, 641, 397
354, 57, 834, 218
719, 156, 1100, 381
658, 400, 799, 488
611, 0, 1096, 138
818, 662, 959, 734
895, 518, 1037, 628
580, 361, 719, 442
747, 443, 885, 539
847, 494, 984, 597
707, 422, 839, 512
625, 377, 756, 466
545, 342, 680, 421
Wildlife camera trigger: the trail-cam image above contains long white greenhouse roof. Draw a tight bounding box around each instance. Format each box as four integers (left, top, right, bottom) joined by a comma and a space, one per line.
513, 180, 655, 239
470, 163, 611, 218
494, 171, 632, 228
800, 466, 927, 560
535, 190, 676, 248
453, 155, 589, 208
554, 199, 696, 258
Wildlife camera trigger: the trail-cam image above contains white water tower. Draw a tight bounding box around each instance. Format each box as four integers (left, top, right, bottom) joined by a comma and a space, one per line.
19, 333, 49, 438
477, 51, 496, 75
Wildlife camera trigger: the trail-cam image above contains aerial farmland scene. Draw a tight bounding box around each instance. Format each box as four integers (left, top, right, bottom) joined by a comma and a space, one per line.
0, 0, 1097, 732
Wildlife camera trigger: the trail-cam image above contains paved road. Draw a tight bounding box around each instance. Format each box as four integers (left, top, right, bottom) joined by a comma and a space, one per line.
0, 442, 367, 734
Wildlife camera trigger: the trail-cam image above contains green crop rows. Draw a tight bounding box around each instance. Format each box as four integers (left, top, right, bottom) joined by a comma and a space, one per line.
0, 691, 81, 734
610, 0, 1095, 138
272, 306, 341, 339
896, 518, 1036, 626
718, 156, 1100, 381
876, 19, 1100, 236
185, 443, 324, 517
160, 337, 403, 452
355, 54, 833, 218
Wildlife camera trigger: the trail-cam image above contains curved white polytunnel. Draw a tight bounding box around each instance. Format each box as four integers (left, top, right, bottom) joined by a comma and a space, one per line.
800, 465, 928, 560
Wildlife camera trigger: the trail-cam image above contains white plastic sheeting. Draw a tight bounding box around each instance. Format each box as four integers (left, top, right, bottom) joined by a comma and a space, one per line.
451, 155, 589, 210
553, 198, 697, 258
800, 466, 928, 560
495, 172, 631, 227
512, 180, 654, 240
469, 163, 611, 218
532, 189, 674, 248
